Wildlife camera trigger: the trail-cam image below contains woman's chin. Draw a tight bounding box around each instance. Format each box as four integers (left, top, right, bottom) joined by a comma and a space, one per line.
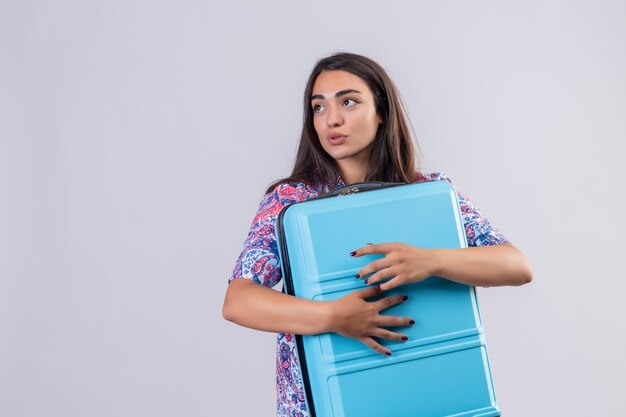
329, 153, 350, 161
322, 149, 344, 160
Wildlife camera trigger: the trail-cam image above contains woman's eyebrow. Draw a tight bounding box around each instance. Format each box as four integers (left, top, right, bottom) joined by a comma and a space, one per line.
310, 89, 363, 101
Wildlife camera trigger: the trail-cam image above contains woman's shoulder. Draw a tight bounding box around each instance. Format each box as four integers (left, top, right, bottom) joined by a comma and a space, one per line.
413, 171, 455, 185
263, 180, 325, 205
250, 181, 318, 225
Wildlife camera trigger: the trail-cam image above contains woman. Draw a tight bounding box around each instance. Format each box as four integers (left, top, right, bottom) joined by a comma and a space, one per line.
223, 52, 532, 416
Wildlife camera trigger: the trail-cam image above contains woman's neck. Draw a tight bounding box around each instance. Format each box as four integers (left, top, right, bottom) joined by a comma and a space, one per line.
337, 158, 369, 185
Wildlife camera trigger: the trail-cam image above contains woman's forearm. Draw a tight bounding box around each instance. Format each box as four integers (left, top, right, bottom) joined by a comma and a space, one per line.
222, 277, 413, 356
222, 278, 332, 335
432, 242, 533, 287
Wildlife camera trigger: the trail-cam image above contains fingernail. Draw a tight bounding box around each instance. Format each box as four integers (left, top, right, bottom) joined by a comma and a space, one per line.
401, 336, 408, 342
402, 295, 408, 301
367, 243, 374, 245
350, 251, 356, 257
385, 351, 392, 356
409, 319, 415, 325
364, 279, 369, 284
356, 273, 360, 279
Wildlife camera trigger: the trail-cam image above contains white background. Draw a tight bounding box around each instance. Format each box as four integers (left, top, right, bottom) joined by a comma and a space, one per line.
1, 1, 625, 416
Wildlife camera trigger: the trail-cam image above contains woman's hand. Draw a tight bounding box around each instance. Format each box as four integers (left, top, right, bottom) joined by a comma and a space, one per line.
352, 242, 533, 289
352, 243, 438, 291
325, 285, 414, 356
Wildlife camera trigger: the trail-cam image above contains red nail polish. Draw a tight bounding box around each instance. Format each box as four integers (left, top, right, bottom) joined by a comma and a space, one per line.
350, 251, 356, 257
364, 279, 369, 284
402, 295, 408, 301
401, 336, 408, 341
356, 273, 360, 279
409, 319, 415, 325
385, 351, 392, 356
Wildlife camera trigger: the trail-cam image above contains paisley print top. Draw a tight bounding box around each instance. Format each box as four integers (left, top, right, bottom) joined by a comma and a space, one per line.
229, 172, 508, 417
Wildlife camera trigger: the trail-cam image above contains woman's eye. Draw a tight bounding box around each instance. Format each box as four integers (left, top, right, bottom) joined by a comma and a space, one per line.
313, 103, 324, 113
342, 98, 357, 106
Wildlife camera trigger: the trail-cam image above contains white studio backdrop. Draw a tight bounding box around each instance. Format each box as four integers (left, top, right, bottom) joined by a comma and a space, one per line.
1, 1, 625, 416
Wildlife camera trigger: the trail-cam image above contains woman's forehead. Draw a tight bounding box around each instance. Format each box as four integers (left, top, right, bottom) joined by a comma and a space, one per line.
312, 70, 371, 97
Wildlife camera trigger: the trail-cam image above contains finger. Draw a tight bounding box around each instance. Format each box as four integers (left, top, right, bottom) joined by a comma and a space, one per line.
350, 285, 382, 300
364, 266, 396, 285
376, 315, 415, 328
378, 276, 407, 292
374, 294, 408, 312
371, 328, 409, 343
352, 243, 395, 257
358, 258, 393, 279
359, 336, 392, 356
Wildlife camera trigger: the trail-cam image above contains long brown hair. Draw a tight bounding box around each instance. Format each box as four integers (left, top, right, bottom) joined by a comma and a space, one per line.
267, 52, 419, 193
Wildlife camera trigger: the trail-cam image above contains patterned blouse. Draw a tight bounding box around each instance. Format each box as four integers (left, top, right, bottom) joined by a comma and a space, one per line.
229, 172, 508, 417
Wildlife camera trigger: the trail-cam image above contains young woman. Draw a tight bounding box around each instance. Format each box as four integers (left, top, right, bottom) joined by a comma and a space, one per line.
223, 52, 532, 416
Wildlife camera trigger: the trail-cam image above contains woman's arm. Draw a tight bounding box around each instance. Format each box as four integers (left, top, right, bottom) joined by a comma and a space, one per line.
223, 278, 331, 335
222, 278, 414, 355
353, 242, 533, 291
433, 242, 533, 287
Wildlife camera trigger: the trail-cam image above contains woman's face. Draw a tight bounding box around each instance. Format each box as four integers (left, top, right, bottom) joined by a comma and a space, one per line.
311, 70, 382, 168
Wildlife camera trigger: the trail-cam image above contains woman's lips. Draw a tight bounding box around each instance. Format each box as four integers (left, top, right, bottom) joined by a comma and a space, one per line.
328, 135, 347, 145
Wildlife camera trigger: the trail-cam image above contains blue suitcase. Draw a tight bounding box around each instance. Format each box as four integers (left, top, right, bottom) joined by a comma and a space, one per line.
276, 181, 501, 417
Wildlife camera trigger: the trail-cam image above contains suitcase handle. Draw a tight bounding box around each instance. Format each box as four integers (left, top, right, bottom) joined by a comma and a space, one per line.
327, 181, 403, 197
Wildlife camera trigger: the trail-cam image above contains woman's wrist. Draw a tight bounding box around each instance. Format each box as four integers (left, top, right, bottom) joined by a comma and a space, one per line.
315, 299, 338, 334
429, 248, 449, 278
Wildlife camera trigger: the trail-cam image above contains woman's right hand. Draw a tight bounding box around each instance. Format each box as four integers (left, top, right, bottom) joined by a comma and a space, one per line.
325, 286, 414, 356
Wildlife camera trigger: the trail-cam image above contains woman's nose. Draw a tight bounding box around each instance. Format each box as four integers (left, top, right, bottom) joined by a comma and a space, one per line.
326, 105, 343, 127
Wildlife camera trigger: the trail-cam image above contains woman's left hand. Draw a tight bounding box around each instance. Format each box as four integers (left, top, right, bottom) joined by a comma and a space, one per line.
352, 243, 439, 291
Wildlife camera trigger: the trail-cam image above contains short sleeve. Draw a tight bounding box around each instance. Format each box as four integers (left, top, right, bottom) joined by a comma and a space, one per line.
229, 188, 285, 288
422, 172, 508, 247
229, 182, 314, 287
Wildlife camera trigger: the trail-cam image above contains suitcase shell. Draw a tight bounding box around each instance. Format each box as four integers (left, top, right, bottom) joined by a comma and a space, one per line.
276, 181, 500, 417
